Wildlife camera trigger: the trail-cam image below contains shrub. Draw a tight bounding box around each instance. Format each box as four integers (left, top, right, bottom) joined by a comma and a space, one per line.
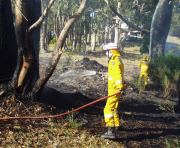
149, 54, 180, 98
66, 40, 73, 47
140, 35, 149, 54
49, 37, 57, 44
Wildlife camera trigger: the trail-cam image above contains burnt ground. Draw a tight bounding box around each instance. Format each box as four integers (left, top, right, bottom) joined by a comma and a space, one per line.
0, 48, 180, 147
38, 50, 180, 147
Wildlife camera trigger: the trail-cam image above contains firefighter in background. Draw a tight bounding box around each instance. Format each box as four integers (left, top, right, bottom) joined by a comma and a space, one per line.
102, 43, 125, 139
138, 54, 150, 92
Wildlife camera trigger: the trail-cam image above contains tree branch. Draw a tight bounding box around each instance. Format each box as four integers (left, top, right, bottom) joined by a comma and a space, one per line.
105, 0, 149, 33
28, 0, 56, 33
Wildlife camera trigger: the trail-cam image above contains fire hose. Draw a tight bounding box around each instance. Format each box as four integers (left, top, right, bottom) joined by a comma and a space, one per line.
0, 92, 121, 122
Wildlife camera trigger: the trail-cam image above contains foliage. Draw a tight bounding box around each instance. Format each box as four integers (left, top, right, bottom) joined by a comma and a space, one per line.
158, 101, 175, 113
140, 34, 149, 54
49, 36, 57, 44
170, 1, 180, 38
118, 0, 158, 29
66, 113, 83, 129
170, 4, 180, 38
165, 138, 180, 148
149, 54, 180, 98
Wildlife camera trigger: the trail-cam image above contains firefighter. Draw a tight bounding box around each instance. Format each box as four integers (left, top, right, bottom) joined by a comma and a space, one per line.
138, 54, 150, 91
101, 43, 125, 139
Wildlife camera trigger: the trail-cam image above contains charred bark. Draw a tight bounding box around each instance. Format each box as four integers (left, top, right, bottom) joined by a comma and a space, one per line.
12, 0, 41, 94
5, 0, 55, 97
0, 0, 17, 81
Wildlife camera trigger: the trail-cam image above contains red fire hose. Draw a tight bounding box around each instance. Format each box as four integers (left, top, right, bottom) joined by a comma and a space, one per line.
0, 92, 120, 122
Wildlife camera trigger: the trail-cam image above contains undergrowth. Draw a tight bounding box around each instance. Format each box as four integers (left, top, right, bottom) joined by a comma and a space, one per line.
165, 138, 180, 148
149, 54, 180, 98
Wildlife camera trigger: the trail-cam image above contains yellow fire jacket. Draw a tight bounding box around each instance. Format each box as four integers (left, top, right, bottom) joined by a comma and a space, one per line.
108, 51, 124, 92
104, 50, 124, 127
138, 56, 149, 87
138, 55, 149, 74
139, 60, 149, 75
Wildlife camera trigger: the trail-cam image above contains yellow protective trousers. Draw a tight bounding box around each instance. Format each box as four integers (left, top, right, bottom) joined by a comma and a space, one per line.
104, 54, 124, 127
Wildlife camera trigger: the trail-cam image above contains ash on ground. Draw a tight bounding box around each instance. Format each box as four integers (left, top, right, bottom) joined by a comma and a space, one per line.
48, 57, 108, 99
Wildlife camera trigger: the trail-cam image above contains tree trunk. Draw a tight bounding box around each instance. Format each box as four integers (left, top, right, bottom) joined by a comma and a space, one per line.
104, 25, 109, 44
0, 0, 17, 81
72, 26, 77, 51
149, 0, 173, 59
12, 0, 41, 93
114, 2, 121, 47
91, 30, 96, 51
40, 0, 48, 52
114, 19, 119, 46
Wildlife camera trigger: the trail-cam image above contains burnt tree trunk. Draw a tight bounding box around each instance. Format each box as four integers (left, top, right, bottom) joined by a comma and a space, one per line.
11, 0, 41, 94
0, 0, 17, 81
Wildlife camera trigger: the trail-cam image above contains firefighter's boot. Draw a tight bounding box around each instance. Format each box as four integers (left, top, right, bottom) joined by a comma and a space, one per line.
101, 127, 116, 139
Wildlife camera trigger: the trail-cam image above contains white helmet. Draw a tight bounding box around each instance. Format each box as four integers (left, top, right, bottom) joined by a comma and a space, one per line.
104, 42, 119, 59
104, 42, 118, 51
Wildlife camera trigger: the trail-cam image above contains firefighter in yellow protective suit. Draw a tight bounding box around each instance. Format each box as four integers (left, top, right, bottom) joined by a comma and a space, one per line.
138, 55, 149, 91
101, 43, 125, 139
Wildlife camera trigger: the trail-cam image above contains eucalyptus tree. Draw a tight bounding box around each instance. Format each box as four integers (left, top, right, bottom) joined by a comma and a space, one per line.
149, 0, 173, 59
